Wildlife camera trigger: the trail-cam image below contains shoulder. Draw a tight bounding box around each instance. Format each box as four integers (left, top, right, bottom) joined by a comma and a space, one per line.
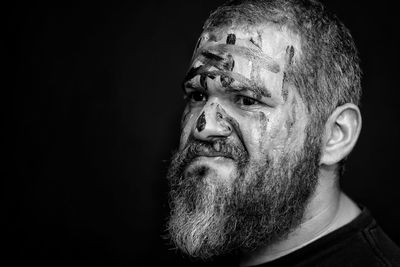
357, 219, 400, 266
316, 208, 400, 267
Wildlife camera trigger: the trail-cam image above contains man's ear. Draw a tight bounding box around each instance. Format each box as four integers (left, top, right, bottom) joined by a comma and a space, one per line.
320, 103, 362, 166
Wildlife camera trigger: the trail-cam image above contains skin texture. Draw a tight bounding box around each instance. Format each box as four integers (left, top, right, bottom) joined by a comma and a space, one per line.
181, 23, 307, 175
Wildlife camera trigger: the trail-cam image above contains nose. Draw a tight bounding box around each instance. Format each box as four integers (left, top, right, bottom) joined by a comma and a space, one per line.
193, 102, 232, 141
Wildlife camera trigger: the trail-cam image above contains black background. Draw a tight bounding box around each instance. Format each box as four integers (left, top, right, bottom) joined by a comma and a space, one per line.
5, 1, 399, 265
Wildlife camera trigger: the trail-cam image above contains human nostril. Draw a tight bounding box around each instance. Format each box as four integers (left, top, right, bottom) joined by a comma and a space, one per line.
196, 111, 206, 132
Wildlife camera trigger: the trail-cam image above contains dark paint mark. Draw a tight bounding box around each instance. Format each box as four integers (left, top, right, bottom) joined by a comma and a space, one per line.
200, 51, 234, 72
258, 111, 268, 124
202, 51, 224, 61
200, 74, 207, 89
191, 68, 270, 99
250, 37, 261, 50
196, 112, 206, 132
286, 98, 297, 136
198, 44, 280, 73
226, 33, 236, 45
257, 111, 269, 145
289, 46, 295, 65
184, 65, 203, 82
285, 45, 295, 66
220, 75, 235, 87
282, 72, 288, 102
226, 54, 235, 71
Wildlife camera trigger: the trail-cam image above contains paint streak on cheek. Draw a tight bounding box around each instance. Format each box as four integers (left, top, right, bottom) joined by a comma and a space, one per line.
283, 96, 309, 154
282, 72, 288, 102
281, 45, 295, 103
285, 97, 298, 138
256, 111, 270, 150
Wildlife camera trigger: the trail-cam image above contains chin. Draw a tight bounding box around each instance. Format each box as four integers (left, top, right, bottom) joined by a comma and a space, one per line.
185, 157, 237, 184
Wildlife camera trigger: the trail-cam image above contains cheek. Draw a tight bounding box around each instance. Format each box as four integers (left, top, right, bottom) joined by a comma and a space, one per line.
281, 96, 309, 152
239, 111, 272, 157
256, 111, 270, 148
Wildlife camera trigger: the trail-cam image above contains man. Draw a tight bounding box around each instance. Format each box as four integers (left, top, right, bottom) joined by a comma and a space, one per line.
166, 0, 400, 266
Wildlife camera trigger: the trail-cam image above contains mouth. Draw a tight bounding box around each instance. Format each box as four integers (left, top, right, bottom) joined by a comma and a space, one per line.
194, 150, 234, 160
188, 154, 235, 169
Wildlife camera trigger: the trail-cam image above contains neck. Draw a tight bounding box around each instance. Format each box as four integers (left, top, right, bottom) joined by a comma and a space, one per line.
239, 170, 361, 267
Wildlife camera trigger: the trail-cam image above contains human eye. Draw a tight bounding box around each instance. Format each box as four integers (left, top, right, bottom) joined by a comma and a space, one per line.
185, 90, 208, 104
234, 95, 262, 107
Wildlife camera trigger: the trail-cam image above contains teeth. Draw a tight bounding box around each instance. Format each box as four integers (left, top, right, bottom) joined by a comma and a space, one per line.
213, 142, 221, 152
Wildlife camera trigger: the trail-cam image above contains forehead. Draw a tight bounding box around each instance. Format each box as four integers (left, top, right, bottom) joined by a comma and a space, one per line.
198, 24, 300, 62
185, 24, 301, 98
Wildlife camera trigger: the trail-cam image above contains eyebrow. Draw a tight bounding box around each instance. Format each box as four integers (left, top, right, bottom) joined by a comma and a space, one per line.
182, 68, 272, 99
194, 44, 281, 73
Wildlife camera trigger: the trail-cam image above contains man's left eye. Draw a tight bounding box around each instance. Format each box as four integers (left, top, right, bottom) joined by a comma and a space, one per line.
235, 95, 260, 106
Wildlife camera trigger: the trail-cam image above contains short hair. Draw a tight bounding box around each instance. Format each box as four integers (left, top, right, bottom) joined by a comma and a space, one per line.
202, 0, 362, 174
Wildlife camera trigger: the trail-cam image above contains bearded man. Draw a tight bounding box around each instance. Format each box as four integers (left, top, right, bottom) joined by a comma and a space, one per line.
166, 0, 400, 266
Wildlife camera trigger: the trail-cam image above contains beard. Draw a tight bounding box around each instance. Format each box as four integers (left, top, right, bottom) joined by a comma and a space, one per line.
166, 123, 322, 260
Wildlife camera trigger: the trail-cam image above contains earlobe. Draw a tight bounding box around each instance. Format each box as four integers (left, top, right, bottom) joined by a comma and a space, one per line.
320, 103, 362, 166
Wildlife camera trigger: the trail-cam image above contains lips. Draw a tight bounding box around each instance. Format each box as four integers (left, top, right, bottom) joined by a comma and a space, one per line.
187, 141, 237, 161
194, 148, 234, 159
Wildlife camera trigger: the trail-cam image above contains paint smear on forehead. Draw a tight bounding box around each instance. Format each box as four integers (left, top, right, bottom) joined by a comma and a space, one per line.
201, 24, 301, 60
194, 44, 280, 74
186, 24, 301, 103
185, 46, 277, 98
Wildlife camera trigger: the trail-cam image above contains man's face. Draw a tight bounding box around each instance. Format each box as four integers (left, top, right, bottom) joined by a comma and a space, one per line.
167, 24, 322, 259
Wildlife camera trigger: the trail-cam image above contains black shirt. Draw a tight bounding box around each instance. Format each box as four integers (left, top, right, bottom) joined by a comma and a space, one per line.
254, 207, 400, 266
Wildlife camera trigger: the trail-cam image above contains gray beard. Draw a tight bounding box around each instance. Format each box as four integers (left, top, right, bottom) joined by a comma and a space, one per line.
166, 125, 322, 260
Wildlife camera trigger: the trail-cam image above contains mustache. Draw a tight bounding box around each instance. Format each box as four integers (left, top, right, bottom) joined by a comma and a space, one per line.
182, 138, 247, 165
167, 137, 249, 184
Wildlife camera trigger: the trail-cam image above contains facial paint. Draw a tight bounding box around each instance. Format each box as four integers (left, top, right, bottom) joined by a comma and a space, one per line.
196, 111, 206, 132
220, 74, 235, 87
186, 68, 270, 99
249, 31, 263, 50
257, 111, 269, 149
288, 45, 295, 65
185, 34, 278, 102
285, 97, 298, 137
199, 51, 235, 72
200, 74, 208, 90
195, 44, 280, 73
226, 33, 236, 45
215, 104, 232, 133
282, 72, 289, 102
281, 45, 295, 102
184, 66, 203, 84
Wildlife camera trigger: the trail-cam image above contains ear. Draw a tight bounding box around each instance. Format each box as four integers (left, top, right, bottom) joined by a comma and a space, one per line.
320, 103, 362, 166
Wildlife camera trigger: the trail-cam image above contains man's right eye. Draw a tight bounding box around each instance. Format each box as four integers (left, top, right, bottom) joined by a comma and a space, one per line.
186, 91, 207, 103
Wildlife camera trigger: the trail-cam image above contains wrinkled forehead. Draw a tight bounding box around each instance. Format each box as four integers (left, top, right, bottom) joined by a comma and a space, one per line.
184, 24, 301, 98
